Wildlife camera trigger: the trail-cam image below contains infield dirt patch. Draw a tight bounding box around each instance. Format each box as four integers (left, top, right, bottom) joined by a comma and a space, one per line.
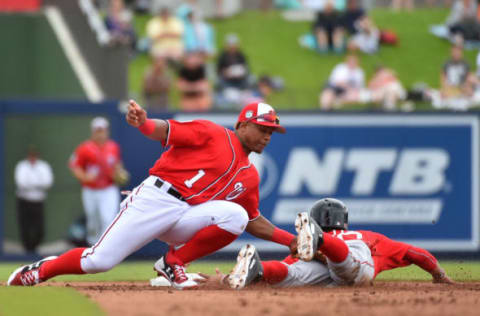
41, 281, 480, 316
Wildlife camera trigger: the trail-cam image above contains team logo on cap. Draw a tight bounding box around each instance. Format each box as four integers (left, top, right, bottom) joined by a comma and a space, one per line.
245, 110, 253, 119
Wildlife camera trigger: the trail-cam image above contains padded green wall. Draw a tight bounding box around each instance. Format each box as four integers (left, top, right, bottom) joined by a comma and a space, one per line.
0, 14, 85, 99
4, 115, 95, 244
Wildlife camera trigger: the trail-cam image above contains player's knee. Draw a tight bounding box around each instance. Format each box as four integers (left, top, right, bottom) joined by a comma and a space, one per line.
215, 201, 248, 235
81, 253, 117, 273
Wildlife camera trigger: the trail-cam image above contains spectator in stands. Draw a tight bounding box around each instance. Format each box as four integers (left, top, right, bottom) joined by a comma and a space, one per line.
368, 65, 406, 110
347, 16, 380, 54
440, 45, 475, 102
216, 34, 250, 90
146, 7, 184, 63
341, 0, 366, 36
182, 10, 216, 56
105, 0, 136, 49
177, 52, 212, 111
320, 54, 367, 110
446, 0, 480, 45
312, 1, 345, 53
391, 0, 414, 11
143, 57, 171, 112
14, 145, 53, 253
427, 45, 476, 110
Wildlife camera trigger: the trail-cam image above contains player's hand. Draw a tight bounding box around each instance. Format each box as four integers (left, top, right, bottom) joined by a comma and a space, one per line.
84, 172, 97, 183
197, 268, 229, 288
126, 99, 147, 127
432, 267, 454, 285
314, 250, 327, 264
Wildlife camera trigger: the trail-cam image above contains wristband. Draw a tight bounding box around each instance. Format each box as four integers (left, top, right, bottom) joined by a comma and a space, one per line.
138, 119, 155, 135
271, 227, 295, 246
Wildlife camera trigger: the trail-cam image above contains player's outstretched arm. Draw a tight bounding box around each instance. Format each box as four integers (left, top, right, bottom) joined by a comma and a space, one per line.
403, 245, 454, 284
246, 215, 297, 254
126, 99, 169, 142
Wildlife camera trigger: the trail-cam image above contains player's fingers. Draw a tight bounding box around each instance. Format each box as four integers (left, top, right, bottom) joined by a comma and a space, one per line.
129, 99, 139, 109
197, 272, 210, 279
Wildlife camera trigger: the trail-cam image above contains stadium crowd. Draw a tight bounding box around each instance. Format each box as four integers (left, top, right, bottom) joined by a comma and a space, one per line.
91, 0, 480, 111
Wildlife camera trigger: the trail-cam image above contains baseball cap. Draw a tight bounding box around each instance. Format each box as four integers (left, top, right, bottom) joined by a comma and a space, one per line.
236, 102, 286, 134
91, 117, 109, 131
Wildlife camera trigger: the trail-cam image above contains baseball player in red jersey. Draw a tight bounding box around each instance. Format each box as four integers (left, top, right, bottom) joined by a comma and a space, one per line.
69, 117, 126, 246
225, 198, 453, 289
7, 100, 297, 290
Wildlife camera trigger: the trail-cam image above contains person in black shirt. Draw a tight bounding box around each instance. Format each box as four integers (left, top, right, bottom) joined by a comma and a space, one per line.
313, 1, 345, 53
441, 45, 474, 99
177, 52, 212, 111
216, 34, 250, 90
341, 0, 365, 35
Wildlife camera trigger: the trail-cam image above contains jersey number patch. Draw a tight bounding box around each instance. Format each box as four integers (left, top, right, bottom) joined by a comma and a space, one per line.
184, 169, 205, 188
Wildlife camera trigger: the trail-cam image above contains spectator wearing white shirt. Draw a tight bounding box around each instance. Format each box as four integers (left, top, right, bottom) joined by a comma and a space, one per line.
14, 146, 54, 253
320, 54, 368, 110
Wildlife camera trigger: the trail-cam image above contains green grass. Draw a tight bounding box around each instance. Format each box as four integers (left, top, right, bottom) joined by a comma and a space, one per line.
0, 260, 479, 283
0, 287, 103, 316
129, 8, 477, 110
0, 260, 479, 316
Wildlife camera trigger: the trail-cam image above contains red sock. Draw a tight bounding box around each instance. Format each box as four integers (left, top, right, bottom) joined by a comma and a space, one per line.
261, 261, 288, 284
39, 248, 86, 280
319, 234, 349, 263
172, 225, 237, 265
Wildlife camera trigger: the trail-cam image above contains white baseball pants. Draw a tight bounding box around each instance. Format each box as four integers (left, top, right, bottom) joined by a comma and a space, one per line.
81, 185, 120, 246
327, 239, 375, 286
276, 260, 334, 288
277, 240, 374, 288
80, 176, 248, 273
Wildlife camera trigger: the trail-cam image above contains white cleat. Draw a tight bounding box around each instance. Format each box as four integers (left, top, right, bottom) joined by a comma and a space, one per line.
295, 212, 322, 261
228, 244, 263, 290
153, 256, 198, 290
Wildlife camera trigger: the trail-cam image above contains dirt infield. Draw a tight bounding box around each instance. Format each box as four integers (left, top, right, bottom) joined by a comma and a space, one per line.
42, 281, 480, 316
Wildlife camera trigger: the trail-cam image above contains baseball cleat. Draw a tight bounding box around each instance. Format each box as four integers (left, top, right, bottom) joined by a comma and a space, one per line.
7, 256, 57, 286
295, 212, 323, 261
228, 244, 263, 290
153, 256, 198, 290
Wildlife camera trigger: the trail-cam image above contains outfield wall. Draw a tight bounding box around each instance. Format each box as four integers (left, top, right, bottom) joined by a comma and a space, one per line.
1, 100, 479, 260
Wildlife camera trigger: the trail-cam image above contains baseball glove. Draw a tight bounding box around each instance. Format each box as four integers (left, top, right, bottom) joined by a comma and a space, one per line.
114, 164, 130, 186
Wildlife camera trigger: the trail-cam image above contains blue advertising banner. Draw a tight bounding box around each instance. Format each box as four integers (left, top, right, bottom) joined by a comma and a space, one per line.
175, 113, 479, 252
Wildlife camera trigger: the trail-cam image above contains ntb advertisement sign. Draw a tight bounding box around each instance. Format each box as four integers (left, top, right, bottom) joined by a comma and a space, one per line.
176, 114, 479, 252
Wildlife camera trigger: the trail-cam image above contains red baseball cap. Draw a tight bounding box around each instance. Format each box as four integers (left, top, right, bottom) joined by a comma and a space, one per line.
236, 102, 286, 134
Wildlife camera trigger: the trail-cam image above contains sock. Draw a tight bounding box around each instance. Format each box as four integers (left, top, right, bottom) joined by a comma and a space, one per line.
261, 261, 288, 284
39, 248, 86, 281
172, 225, 237, 265
319, 233, 349, 263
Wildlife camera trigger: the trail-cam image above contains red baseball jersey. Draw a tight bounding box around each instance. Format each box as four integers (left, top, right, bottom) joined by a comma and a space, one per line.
149, 119, 260, 220
328, 229, 413, 277
282, 230, 413, 276
69, 140, 121, 189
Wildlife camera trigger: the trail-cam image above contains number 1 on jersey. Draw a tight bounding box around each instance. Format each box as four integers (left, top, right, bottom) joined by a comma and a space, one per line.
184, 169, 205, 188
